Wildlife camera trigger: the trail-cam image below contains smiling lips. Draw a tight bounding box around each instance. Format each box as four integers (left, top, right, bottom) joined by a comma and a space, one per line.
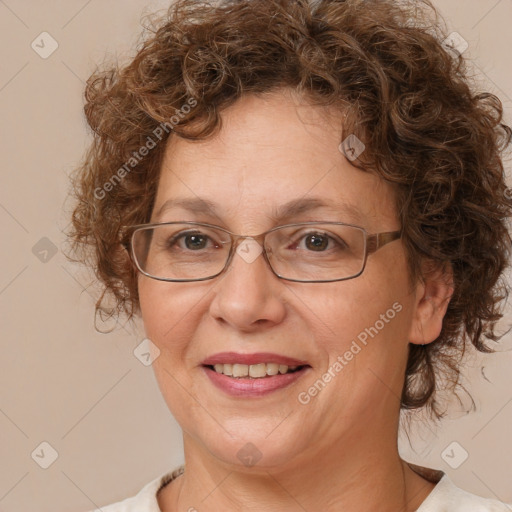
202, 352, 311, 397
212, 362, 301, 378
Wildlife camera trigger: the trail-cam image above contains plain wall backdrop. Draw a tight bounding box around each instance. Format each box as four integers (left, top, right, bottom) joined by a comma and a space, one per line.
0, 1, 511, 510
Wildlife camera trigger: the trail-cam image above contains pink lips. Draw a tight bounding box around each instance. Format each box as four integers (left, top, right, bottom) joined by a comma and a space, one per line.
201, 352, 310, 397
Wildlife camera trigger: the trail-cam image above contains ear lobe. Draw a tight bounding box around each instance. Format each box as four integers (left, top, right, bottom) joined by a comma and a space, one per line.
408, 261, 454, 346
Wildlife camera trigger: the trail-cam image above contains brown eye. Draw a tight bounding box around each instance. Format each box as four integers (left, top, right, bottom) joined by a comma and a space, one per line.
304, 234, 329, 251
183, 233, 209, 250
167, 230, 217, 251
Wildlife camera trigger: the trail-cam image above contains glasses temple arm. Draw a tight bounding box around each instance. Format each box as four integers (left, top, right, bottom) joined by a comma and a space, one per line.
366, 231, 401, 254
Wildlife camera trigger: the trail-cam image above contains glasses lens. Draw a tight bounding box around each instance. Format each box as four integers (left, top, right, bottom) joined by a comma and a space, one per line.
132, 223, 231, 280
266, 223, 366, 281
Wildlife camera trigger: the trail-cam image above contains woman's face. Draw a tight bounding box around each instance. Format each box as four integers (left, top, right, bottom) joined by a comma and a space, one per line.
138, 89, 429, 470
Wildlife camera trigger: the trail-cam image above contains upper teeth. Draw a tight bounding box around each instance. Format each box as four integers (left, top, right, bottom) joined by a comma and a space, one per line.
212, 363, 299, 378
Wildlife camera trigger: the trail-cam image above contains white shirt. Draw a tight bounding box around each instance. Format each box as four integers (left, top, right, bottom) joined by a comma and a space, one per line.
91, 465, 511, 512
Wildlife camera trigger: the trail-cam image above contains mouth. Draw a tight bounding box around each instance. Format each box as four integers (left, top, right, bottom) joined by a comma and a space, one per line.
201, 352, 311, 397
204, 362, 307, 378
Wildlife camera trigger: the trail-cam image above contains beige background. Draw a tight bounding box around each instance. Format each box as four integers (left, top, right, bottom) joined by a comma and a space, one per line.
0, 1, 511, 510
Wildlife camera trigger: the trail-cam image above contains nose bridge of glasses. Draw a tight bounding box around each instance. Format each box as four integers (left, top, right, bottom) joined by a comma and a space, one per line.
221, 225, 265, 249
231, 233, 266, 265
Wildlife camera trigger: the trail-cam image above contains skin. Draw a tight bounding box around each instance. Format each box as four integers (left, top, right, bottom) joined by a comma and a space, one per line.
137, 88, 454, 512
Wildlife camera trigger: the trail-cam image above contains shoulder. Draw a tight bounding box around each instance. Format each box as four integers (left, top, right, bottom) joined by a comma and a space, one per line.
85, 466, 184, 512
418, 474, 512, 512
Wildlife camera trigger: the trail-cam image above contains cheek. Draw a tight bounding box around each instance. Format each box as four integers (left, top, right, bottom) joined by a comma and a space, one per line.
337, 256, 414, 374
300, 281, 406, 343
139, 278, 166, 338
138, 278, 194, 350
301, 255, 413, 366
138, 279, 201, 414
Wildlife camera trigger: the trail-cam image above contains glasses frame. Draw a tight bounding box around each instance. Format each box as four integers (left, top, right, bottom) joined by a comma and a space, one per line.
122, 221, 401, 283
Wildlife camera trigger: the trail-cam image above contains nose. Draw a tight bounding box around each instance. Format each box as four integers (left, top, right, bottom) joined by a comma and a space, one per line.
208, 237, 287, 331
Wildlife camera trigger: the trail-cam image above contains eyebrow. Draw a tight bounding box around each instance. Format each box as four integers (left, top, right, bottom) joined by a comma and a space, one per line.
154, 196, 367, 224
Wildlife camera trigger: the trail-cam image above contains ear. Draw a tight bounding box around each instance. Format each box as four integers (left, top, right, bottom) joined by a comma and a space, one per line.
408, 260, 454, 345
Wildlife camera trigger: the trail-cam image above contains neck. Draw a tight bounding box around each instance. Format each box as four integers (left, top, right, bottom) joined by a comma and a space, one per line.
159, 427, 436, 512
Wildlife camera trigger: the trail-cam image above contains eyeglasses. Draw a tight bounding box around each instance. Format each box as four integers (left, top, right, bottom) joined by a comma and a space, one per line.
123, 221, 401, 283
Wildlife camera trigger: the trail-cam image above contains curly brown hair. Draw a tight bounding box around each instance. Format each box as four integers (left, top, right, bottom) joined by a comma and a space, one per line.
67, 0, 512, 420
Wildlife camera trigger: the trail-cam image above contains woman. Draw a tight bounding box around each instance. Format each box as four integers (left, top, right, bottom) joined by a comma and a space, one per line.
68, 0, 512, 510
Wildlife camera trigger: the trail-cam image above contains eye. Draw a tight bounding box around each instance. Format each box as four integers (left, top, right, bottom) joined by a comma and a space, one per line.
169, 230, 219, 251
182, 233, 209, 250
303, 233, 329, 251
296, 231, 346, 252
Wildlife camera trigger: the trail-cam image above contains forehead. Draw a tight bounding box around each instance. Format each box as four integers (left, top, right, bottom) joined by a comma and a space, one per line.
153, 89, 398, 231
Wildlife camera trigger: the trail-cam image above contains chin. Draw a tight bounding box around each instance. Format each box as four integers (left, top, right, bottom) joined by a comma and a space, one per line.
193, 420, 308, 471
